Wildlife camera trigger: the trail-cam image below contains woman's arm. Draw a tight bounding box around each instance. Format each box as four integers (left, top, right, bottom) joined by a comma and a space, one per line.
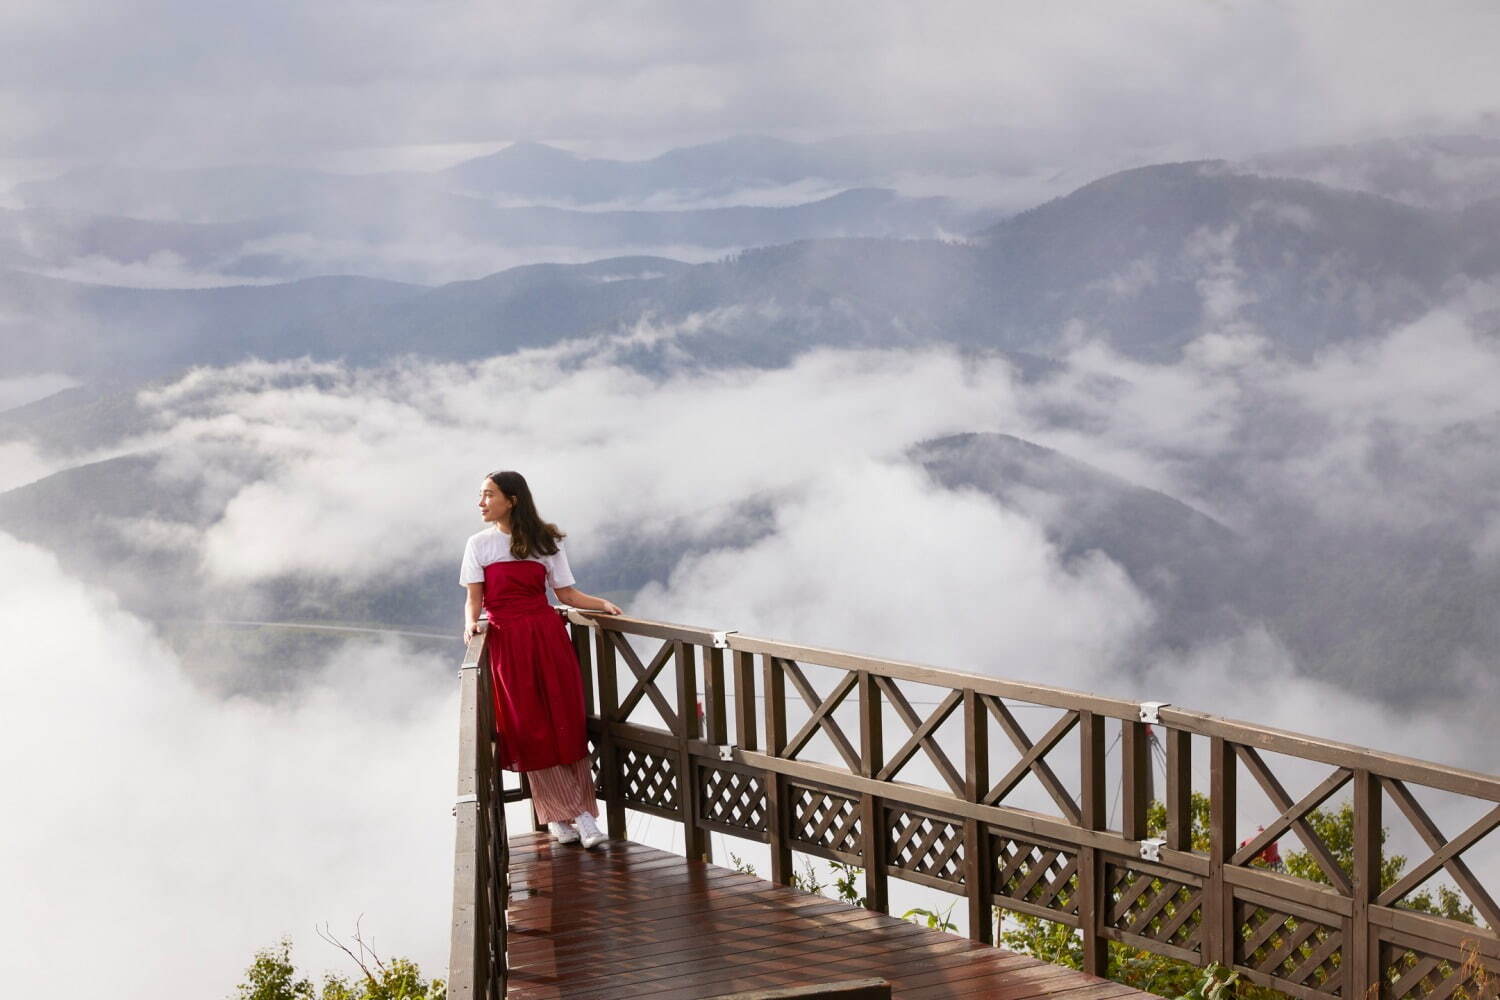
553, 585, 622, 615
464, 582, 485, 640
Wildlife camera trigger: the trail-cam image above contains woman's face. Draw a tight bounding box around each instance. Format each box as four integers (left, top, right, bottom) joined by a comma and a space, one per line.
478, 478, 514, 522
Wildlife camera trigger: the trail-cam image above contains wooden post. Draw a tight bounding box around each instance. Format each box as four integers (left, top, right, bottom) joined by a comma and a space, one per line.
595, 627, 625, 838
704, 645, 728, 745
571, 620, 595, 717
1207, 736, 1237, 968
1350, 769, 1381, 1000
858, 671, 888, 913
1166, 728, 1192, 852
733, 649, 758, 752
1077, 710, 1108, 976
1122, 719, 1150, 842
764, 655, 792, 884
964, 689, 994, 943
676, 641, 710, 862
765, 655, 788, 757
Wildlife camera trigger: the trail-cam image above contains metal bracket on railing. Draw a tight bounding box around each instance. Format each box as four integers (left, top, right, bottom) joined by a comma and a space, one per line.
710, 630, 737, 649
452, 793, 478, 817
716, 745, 735, 762
1139, 701, 1168, 724
1139, 837, 1166, 863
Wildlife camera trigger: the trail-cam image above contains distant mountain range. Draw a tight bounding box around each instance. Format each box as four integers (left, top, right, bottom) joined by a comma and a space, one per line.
6, 161, 1497, 381
11, 130, 1498, 289
439, 132, 1047, 203
1, 185, 987, 286
13, 132, 1046, 220
6, 133, 1044, 286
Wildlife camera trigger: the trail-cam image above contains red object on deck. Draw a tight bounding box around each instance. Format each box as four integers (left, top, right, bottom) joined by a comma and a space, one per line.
1240, 826, 1282, 867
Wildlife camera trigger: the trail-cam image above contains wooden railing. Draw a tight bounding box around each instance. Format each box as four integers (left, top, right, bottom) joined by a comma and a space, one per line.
451, 610, 1500, 1000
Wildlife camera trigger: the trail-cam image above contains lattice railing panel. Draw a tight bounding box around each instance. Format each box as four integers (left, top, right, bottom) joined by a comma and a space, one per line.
776, 658, 863, 774
1235, 900, 1344, 997
699, 764, 768, 835
1104, 861, 1204, 957
788, 782, 861, 858
991, 831, 1080, 922
979, 698, 1084, 824
608, 632, 682, 735
886, 807, 965, 886
1381, 939, 1500, 1000
1229, 746, 1355, 897
1378, 778, 1500, 930
873, 678, 966, 797
619, 744, 679, 814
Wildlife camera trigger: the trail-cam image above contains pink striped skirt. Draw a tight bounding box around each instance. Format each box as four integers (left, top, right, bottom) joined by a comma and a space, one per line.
526, 756, 598, 823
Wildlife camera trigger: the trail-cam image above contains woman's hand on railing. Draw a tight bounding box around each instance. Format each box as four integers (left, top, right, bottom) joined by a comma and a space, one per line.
464, 620, 487, 642
553, 585, 621, 615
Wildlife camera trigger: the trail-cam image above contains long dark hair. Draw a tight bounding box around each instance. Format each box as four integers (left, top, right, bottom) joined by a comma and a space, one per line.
488, 470, 565, 559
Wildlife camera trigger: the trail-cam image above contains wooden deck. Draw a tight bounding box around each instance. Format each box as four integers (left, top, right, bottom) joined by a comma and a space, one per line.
504, 832, 1154, 1000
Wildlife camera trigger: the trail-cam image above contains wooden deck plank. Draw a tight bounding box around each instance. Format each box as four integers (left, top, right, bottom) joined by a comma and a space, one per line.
509, 894, 875, 959
502, 832, 1164, 999
520, 907, 940, 986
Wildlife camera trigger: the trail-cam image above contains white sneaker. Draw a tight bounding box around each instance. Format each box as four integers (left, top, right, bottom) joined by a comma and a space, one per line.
548, 821, 579, 844
575, 812, 606, 849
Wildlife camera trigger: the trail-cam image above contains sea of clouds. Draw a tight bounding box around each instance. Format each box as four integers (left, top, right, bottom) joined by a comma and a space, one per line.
5, 288, 1500, 994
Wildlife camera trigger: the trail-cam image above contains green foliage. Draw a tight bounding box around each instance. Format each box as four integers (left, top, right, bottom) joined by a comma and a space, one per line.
828, 860, 866, 906
238, 939, 316, 1000
1178, 963, 1239, 1000
1274, 801, 1475, 923
731, 852, 865, 907
902, 904, 958, 933
316, 955, 443, 1000
788, 857, 825, 896
1405, 884, 1478, 923
1145, 794, 1211, 852
234, 932, 444, 1000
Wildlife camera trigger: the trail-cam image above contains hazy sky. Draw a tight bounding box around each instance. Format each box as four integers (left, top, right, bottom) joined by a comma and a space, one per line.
3, 1, 1499, 171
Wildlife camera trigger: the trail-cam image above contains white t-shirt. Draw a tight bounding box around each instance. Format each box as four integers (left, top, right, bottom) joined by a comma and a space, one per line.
459, 527, 576, 591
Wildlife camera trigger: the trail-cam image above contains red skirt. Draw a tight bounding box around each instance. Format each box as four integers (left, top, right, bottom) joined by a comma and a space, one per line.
482, 560, 589, 773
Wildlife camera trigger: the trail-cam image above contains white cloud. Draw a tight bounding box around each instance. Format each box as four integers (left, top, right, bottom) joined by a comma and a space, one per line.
1280, 310, 1500, 433
129, 345, 1023, 581
633, 459, 1153, 682
0, 532, 456, 997
31, 252, 285, 289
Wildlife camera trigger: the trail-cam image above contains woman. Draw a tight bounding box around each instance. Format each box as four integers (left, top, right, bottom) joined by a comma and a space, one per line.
461, 470, 621, 849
